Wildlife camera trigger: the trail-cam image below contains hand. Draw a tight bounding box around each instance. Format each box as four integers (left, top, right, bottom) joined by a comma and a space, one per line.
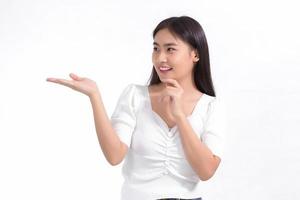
159, 78, 185, 120
46, 73, 99, 98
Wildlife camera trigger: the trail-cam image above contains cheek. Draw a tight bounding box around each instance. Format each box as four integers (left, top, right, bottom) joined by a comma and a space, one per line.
171, 54, 188, 65
152, 53, 158, 63
172, 55, 195, 71
180, 53, 194, 65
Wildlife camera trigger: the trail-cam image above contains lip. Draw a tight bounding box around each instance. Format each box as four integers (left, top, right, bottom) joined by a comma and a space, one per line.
158, 66, 173, 73
158, 65, 172, 68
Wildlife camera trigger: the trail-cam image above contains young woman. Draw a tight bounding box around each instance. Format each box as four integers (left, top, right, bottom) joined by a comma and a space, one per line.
47, 16, 226, 200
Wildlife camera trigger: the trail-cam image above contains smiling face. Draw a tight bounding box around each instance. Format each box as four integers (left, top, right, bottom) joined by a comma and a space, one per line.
152, 28, 199, 82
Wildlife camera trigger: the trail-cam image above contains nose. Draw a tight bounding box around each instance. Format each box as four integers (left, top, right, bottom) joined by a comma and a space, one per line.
157, 51, 167, 63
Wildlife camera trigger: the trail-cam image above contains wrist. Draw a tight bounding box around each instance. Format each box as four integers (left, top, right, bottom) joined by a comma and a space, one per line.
89, 91, 101, 101
174, 113, 186, 121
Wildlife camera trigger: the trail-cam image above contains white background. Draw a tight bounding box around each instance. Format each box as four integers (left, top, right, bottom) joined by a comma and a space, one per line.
1, 0, 299, 199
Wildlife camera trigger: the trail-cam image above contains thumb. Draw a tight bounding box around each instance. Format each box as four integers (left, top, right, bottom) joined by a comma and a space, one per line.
69, 73, 82, 81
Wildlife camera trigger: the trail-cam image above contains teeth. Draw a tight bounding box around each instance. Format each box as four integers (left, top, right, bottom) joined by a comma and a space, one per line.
160, 67, 172, 71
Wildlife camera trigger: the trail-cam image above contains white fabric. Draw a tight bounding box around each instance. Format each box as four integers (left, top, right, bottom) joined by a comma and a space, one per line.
110, 83, 227, 200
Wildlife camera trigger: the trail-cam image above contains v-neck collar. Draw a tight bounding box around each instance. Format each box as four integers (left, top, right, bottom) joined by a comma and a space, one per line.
145, 85, 206, 133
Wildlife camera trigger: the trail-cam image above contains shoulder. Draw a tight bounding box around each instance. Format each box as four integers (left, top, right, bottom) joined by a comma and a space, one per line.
118, 83, 147, 110
203, 93, 221, 107
199, 93, 217, 110
203, 94, 227, 119
121, 83, 146, 98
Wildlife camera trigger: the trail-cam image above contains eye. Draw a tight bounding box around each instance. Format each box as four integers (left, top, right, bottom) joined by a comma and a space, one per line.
167, 48, 175, 52
153, 47, 159, 51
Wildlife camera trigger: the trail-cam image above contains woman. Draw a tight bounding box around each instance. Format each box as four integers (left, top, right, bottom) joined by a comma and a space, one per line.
47, 16, 226, 200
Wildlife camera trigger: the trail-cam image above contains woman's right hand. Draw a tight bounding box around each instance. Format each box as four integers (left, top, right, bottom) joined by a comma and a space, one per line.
46, 73, 99, 98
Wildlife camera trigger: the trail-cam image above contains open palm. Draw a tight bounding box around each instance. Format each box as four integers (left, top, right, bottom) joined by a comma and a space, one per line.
46, 73, 99, 97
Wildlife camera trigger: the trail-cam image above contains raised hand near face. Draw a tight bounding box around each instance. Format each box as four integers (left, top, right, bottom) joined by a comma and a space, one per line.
159, 78, 185, 120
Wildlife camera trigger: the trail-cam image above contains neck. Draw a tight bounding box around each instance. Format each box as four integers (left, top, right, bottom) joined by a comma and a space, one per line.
159, 74, 199, 97
177, 77, 198, 96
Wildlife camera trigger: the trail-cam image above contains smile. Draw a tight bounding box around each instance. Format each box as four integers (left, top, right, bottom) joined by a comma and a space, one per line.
159, 66, 173, 72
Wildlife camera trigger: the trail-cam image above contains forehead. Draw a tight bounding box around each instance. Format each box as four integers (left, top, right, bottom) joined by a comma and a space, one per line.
153, 28, 184, 46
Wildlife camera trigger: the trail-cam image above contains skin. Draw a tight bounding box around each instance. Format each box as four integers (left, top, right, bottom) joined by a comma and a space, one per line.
151, 28, 221, 180
46, 73, 99, 97
46, 74, 128, 166
46, 28, 221, 180
151, 28, 201, 122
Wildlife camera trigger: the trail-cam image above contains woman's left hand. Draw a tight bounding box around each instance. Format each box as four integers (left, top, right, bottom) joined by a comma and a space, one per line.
159, 78, 185, 121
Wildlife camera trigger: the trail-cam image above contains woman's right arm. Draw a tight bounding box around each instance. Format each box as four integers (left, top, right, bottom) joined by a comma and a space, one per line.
46, 73, 128, 166
89, 92, 128, 166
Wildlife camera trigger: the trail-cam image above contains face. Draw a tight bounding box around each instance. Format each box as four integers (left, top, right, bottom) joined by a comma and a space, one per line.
152, 28, 199, 82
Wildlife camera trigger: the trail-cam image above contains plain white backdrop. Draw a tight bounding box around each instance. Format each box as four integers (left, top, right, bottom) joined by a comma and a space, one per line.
1, 0, 299, 199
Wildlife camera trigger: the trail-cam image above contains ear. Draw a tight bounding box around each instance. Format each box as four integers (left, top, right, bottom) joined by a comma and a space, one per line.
192, 49, 199, 62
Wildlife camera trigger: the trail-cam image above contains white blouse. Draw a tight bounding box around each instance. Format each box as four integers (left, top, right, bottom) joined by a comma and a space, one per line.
110, 83, 227, 200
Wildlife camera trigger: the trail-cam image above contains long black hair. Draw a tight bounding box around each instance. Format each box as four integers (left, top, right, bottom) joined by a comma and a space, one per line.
147, 16, 216, 97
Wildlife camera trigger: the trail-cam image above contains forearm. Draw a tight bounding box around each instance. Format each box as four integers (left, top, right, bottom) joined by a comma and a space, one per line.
89, 92, 124, 165
175, 115, 220, 181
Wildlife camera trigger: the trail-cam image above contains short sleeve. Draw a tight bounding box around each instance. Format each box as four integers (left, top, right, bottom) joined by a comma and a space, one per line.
201, 97, 227, 159
110, 84, 137, 148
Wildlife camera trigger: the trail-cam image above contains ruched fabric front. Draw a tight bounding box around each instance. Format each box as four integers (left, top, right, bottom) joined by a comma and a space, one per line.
110, 84, 227, 200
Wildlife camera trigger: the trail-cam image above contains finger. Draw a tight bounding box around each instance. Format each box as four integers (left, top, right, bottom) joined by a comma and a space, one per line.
46, 77, 64, 83
46, 78, 57, 82
69, 73, 83, 81
47, 78, 74, 88
160, 86, 178, 95
159, 89, 177, 102
159, 95, 170, 103
160, 78, 180, 88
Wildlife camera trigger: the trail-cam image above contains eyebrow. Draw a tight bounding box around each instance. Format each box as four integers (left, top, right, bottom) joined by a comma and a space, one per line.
153, 42, 178, 47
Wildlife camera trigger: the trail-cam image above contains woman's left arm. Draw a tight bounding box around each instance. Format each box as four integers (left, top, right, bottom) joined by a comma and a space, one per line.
175, 115, 221, 181
159, 78, 223, 181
